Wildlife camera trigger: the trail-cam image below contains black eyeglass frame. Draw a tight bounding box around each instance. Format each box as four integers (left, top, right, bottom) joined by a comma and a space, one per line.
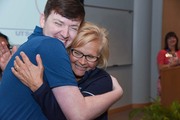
70, 48, 99, 62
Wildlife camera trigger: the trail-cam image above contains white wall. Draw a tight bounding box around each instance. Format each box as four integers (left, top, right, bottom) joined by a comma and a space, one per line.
85, 0, 134, 108
109, 0, 163, 109
85, 0, 133, 10
0, 0, 46, 45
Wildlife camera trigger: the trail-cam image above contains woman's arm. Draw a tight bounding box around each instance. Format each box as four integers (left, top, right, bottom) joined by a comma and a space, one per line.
32, 81, 66, 120
12, 52, 43, 92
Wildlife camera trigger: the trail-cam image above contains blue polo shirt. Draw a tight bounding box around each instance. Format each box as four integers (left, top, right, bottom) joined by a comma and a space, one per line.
0, 26, 77, 120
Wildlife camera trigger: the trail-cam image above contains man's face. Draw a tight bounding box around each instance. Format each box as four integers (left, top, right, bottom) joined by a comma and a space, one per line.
40, 11, 81, 48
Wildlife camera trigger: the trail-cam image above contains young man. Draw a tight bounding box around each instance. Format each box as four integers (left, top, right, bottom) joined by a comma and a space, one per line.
0, 0, 122, 119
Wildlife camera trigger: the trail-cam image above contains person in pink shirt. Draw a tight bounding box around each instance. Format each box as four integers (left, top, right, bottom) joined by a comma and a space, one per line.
157, 31, 180, 96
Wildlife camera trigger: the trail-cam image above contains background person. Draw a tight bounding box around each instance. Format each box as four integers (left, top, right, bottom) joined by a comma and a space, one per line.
0, 32, 10, 49
0, 32, 11, 80
157, 31, 180, 96
12, 22, 123, 120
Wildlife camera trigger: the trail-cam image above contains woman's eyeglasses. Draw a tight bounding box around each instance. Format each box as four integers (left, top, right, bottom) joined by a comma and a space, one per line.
71, 48, 99, 62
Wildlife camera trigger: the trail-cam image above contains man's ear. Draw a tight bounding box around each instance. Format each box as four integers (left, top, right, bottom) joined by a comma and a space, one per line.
40, 14, 45, 28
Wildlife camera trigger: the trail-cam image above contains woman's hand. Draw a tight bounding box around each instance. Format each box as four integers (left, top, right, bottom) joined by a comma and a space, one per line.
11, 52, 44, 92
169, 57, 180, 67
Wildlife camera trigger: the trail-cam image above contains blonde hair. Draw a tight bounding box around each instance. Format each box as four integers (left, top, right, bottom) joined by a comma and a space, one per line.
68, 21, 109, 69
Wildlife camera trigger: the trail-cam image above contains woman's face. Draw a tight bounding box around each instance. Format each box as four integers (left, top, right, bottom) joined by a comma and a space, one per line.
168, 36, 177, 47
70, 41, 100, 79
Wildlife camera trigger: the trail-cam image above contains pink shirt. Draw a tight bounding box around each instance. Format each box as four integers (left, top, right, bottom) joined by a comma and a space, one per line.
157, 49, 180, 65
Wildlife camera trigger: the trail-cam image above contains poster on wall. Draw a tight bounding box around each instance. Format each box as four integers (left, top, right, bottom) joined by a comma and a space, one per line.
0, 0, 47, 46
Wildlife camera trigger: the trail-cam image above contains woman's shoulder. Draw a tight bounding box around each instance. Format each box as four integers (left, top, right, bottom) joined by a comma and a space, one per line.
157, 49, 167, 56
93, 68, 110, 77
84, 68, 111, 83
158, 49, 167, 53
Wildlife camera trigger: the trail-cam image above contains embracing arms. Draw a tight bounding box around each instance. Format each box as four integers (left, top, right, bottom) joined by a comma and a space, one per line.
12, 52, 123, 119
0, 42, 123, 120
